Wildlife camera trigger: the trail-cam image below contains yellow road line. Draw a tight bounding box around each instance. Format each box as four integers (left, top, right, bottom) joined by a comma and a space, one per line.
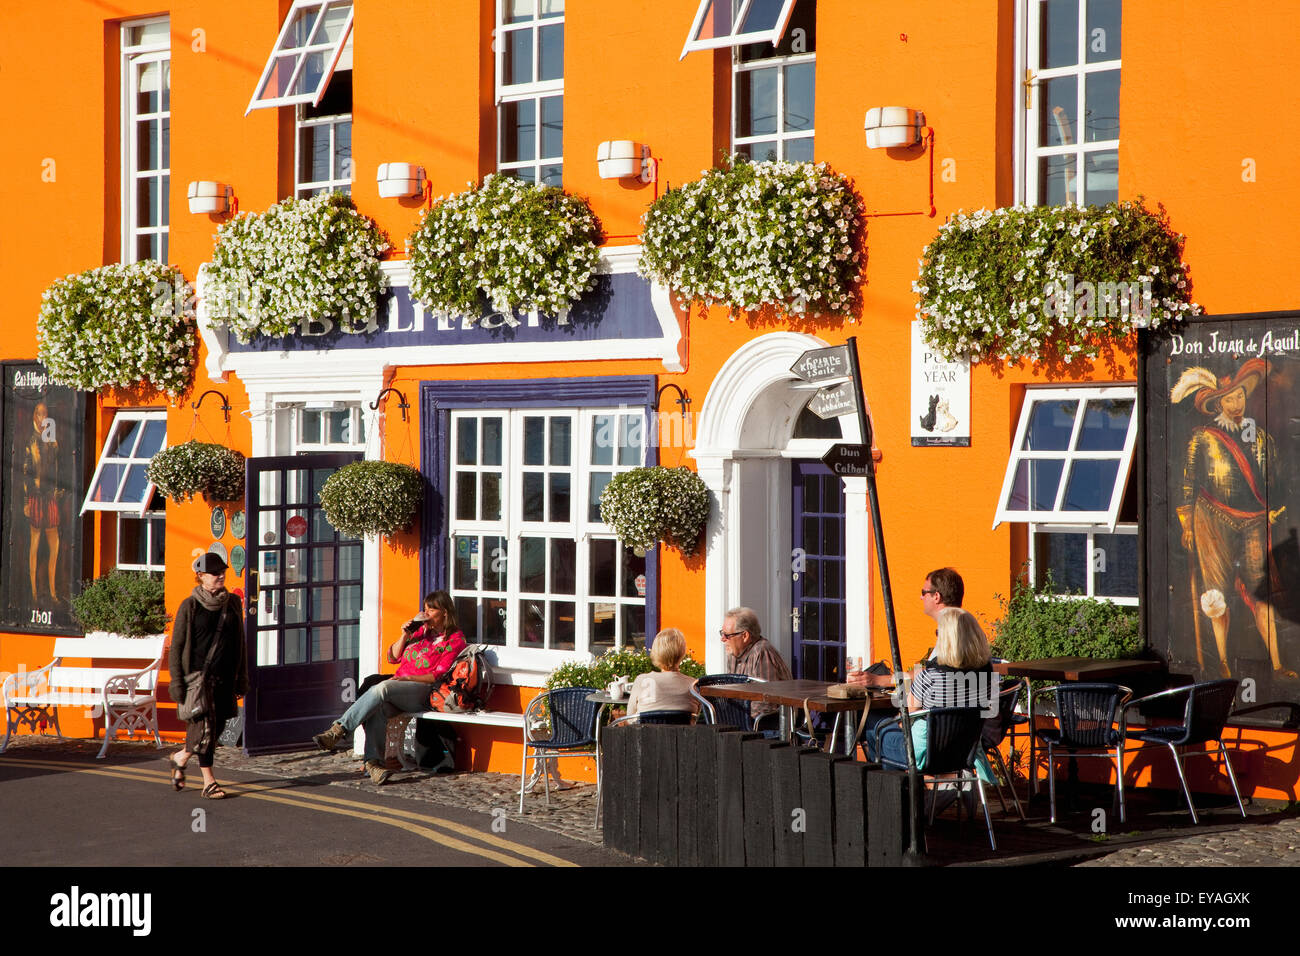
0, 757, 577, 867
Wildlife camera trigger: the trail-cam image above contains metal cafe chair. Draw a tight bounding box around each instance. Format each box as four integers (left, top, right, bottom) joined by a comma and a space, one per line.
690, 673, 757, 730
874, 706, 997, 850
982, 678, 1027, 820
1122, 678, 1246, 824
1031, 683, 1132, 825
519, 686, 600, 814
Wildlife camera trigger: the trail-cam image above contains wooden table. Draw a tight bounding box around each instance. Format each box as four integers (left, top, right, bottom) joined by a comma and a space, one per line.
698, 678, 895, 754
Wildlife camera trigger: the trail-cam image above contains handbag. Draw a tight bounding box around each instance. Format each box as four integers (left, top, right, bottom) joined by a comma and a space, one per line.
178, 670, 211, 722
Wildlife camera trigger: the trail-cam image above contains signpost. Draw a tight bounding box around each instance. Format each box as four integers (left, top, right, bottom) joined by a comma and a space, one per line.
790, 336, 923, 862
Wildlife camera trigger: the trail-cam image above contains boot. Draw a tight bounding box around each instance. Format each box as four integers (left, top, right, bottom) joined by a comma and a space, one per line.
366, 760, 392, 785
313, 722, 347, 752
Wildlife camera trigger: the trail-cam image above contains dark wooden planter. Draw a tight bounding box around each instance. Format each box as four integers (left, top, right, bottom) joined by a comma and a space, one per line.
601, 723, 909, 866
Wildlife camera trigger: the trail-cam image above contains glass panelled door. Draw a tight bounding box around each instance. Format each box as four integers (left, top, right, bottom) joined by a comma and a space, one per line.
242, 452, 362, 753
792, 460, 847, 682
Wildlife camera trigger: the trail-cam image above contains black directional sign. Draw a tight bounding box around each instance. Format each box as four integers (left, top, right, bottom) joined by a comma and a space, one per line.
821, 442, 873, 476
807, 381, 857, 419
790, 345, 852, 384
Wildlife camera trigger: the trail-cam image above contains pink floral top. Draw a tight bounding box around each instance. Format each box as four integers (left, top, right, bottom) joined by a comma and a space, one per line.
395, 628, 466, 680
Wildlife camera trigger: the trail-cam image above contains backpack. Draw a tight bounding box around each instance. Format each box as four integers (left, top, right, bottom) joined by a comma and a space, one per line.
428, 645, 495, 713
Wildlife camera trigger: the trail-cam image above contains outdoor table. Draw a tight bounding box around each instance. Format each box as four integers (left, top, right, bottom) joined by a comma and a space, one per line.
698, 678, 895, 754
992, 657, 1165, 799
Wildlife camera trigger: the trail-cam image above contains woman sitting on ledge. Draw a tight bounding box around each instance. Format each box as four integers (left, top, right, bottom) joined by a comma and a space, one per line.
312, 590, 465, 785
625, 628, 700, 720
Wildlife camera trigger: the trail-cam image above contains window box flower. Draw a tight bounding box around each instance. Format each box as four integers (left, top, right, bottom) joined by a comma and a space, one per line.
914, 199, 1201, 363
406, 173, 603, 318
638, 157, 864, 319
202, 192, 390, 343
598, 465, 711, 557
318, 460, 424, 539
146, 440, 246, 504
37, 260, 197, 397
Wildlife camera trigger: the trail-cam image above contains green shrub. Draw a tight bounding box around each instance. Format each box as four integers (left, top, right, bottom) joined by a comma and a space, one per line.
990, 570, 1142, 661
545, 646, 706, 691
71, 570, 169, 637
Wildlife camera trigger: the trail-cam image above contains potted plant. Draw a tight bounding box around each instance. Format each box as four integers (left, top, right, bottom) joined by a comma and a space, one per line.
638, 156, 864, 319
201, 192, 390, 342
406, 173, 603, 317
146, 440, 246, 503
598, 466, 710, 556
914, 199, 1201, 363
71, 570, 170, 638
37, 260, 197, 396
990, 572, 1142, 663
318, 460, 424, 538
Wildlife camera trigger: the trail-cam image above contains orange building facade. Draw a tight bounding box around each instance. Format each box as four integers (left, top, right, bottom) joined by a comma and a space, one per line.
1, 1, 1298, 799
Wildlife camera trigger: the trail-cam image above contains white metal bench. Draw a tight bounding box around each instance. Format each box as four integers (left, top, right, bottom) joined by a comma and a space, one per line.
1, 634, 166, 759
385, 709, 525, 770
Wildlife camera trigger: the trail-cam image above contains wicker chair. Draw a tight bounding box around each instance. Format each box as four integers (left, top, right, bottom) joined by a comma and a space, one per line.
1032, 682, 1132, 825
519, 686, 600, 813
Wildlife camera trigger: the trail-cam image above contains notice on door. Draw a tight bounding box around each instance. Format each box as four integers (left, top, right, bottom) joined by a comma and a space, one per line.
910, 321, 971, 447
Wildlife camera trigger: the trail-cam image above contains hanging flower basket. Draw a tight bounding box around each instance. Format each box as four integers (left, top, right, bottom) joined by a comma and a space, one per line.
147, 440, 246, 504
318, 460, 425, 539
201, 192, 390, 343
638, 156, 864, 319
598, 466, 710, 557
406, 173, 603, 318
37, 260, 197, 397
913, 199, 1202, 363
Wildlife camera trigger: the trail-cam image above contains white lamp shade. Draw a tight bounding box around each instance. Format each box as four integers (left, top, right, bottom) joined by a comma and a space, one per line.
377, 162, 426, 198
187, 181, 232, 214
864, 107, 924, 148
597, 140, 646, 179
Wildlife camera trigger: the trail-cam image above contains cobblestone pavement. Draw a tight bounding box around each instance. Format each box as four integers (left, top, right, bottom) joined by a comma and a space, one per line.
8, 734, 1300, 865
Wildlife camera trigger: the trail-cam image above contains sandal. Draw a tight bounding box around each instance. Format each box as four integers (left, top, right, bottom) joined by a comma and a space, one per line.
166, 754, 186, 792
201, 782, 227, 800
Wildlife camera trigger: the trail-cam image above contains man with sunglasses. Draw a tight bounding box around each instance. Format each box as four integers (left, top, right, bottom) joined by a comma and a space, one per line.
849, 567, 964, 686
720, 606, 792, 725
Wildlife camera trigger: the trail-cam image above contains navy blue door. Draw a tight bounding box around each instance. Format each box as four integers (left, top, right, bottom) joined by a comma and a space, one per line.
791, 461, 847, 682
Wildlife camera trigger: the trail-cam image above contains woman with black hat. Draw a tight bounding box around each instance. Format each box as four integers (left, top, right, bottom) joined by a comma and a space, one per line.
166, 551, 248, 799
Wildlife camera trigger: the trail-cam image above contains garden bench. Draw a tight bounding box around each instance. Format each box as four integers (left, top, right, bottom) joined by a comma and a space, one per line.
1, 634, 166, 759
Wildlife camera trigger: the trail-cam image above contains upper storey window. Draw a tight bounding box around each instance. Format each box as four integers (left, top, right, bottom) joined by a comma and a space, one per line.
496, 0, 564, 186
122, 18, 170, 263
1024, 0, 1121, 205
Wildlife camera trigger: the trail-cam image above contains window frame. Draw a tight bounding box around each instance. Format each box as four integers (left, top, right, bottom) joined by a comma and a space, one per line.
494, 0, 565, 185
680, 0, 798, 57
246, 0, 354, 114
731, 37, 815, 162
81, 410, 168, 517
1022, 0, 1122, 206
116, 504, 167, 574
121, 17, 171, 264
993, 384, 1137, 530
295, 103, 354, 198
421, 377, 659, 674
1029, 522, 1138, 605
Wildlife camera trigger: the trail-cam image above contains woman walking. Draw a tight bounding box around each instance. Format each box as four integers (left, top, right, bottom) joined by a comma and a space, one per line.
167, 552, 247, 799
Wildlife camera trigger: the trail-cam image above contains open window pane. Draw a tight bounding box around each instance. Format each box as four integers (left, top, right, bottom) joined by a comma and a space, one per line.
681, 0, 798, 56
247, 0, 353, 112
82, 411, 168, 515
994, 386, 1137, 528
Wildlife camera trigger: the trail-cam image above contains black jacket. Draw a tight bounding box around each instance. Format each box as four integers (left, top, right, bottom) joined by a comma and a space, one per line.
168, 592, 249, 722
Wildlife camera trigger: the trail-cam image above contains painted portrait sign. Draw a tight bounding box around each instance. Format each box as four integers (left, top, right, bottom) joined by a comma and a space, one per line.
0, 362, 88, 634
1144, 316, 1300, 703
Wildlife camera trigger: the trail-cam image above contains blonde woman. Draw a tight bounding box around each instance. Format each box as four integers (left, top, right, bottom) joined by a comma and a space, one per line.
866, 608, 996, 772
625, 628, 700, 720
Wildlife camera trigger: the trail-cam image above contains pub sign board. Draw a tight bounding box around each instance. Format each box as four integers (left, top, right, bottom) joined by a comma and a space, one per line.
0, 362, 88, 635
1143, 314, 1300, 703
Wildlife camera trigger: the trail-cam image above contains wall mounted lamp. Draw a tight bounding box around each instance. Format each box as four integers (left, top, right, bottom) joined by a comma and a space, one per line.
597, 141, 656, 183
655, 383, 691, 417
376, 163, 427, 199
191, 389, 232, 422
369, 387, 410, 422
187, 181, 235, 215
863, 108, 925, 149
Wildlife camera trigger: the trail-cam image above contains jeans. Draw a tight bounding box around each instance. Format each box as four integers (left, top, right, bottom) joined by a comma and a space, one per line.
862, 708, 906, 767
337, 678, 433, 762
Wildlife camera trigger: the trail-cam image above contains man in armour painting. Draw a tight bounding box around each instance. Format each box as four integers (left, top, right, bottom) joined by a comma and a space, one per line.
1172, 357, 1293, 679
